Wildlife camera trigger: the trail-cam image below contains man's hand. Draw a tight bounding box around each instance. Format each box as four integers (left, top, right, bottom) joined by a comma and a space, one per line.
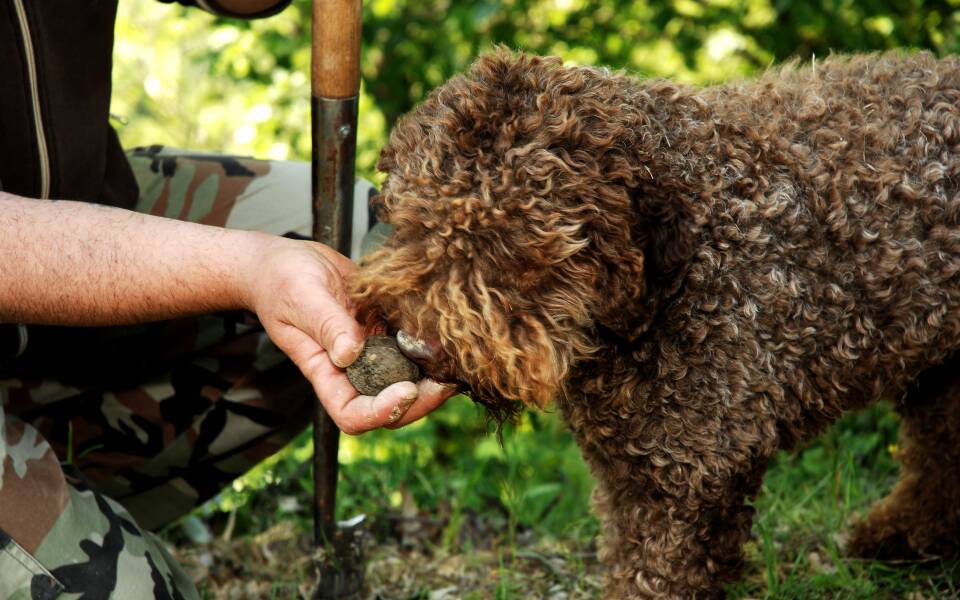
242, 236, 454, 434
0, 192, 453, 433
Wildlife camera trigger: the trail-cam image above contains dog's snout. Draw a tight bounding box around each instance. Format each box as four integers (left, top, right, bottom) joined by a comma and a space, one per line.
396, 330, 441, 363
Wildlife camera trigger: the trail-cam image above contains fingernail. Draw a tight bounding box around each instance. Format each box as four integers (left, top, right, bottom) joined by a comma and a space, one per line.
422, 379, 458, 395
398, 382, 419, 402
332, 336, 363, 368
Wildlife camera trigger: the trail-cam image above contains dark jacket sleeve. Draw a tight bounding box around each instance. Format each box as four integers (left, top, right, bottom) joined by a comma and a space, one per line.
156, 0, 291, 19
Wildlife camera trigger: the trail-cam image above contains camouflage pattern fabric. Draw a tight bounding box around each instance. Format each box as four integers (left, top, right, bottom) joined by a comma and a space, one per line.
0, 146, 378, 599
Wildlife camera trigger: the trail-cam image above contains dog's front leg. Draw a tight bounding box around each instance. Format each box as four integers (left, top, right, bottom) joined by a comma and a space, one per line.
578, 440, 767, 599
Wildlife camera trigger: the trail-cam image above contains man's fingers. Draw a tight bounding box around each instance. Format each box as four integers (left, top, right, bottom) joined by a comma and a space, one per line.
269, 323, 363, 419
330, 331, 364, 369
369, 381, 421, 427
297, 287, 364, 368
385, 379, 457, 429
298, 342, 454, 433
305, 349, 419, 434
309, 349, 367, 412
321, 380, 419, 435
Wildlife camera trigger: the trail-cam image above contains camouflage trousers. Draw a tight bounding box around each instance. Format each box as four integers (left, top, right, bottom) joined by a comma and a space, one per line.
0, 146, 378, 599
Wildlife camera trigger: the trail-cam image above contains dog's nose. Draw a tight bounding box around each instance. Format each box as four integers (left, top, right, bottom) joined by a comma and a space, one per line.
396, 330, 440, 363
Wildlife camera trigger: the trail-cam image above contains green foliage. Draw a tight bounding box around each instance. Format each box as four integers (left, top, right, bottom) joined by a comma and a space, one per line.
189, 396, 598, 545
114, 0, 960, 179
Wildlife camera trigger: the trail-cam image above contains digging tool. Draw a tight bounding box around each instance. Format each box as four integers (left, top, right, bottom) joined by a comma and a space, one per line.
311, 0, 364, 597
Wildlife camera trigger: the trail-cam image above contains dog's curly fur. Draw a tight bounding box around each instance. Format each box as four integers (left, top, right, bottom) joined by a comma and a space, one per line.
352, 49, 960, 598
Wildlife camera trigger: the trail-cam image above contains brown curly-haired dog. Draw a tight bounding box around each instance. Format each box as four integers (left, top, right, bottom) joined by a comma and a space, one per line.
352, 49, 960, 598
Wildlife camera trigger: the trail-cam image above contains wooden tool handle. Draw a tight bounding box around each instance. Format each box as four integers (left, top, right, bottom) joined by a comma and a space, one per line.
312, 0, 362, 98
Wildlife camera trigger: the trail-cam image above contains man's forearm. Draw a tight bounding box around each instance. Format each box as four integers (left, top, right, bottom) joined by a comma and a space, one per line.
0, 192, 454, 431
0, 192, 266, 326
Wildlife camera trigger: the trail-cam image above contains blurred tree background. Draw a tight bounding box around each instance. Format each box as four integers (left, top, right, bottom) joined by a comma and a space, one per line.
112, 1, 960, 597
113, 0, 960, 182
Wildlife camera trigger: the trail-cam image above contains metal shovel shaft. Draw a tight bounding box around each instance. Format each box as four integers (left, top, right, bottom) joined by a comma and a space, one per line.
312, 0, 361, 550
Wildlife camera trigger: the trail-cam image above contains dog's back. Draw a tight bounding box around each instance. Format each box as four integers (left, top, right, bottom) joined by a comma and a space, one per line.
666, 53, 960, 427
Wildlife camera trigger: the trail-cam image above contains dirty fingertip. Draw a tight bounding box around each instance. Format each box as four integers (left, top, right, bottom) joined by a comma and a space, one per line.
379, 381, 418, 424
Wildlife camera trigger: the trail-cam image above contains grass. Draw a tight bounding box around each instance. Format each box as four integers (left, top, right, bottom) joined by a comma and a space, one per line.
166, 397, 960, 599
729, 404, 958, 599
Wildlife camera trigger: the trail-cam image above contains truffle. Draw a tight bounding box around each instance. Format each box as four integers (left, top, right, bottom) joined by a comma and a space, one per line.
346, 335, 421, 396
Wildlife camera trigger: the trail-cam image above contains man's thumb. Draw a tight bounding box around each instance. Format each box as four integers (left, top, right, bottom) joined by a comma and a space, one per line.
330, 331, 364, 368
310, 291, 365, 368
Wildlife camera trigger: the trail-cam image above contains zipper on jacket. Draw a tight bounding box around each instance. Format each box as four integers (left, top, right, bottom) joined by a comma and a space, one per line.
11, 0, 50, 199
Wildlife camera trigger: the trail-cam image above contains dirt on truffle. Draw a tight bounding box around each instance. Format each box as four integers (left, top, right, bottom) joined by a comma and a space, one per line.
346, 335, 421, 396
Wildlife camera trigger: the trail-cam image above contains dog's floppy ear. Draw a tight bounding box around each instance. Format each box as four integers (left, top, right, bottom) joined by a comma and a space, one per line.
596, 193, 698, 342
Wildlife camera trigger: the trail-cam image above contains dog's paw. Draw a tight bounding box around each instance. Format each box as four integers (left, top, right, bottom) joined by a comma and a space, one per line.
847, 519, 919, 561
847, 506, 958, 561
